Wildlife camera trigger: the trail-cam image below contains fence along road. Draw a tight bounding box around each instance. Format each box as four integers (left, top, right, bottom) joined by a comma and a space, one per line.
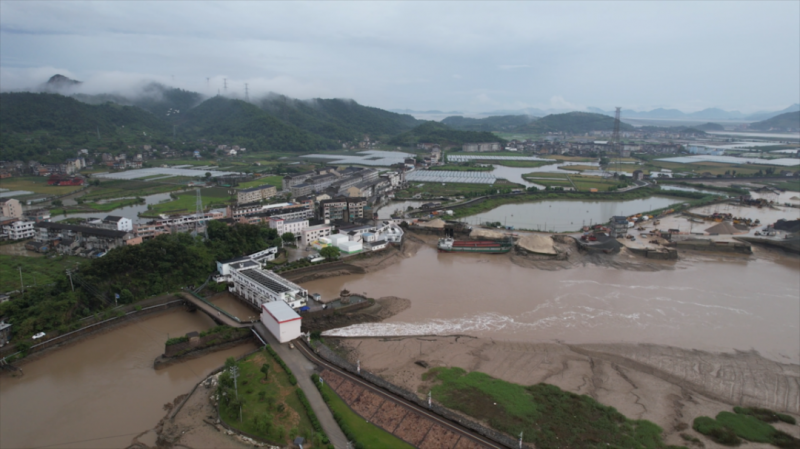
294, 340, 507, 449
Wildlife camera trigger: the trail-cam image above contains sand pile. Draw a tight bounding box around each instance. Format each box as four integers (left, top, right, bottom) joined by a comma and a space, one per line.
517, 234, 557, 255
470, 228, 506, 240
705, 221, 744, 235
415, 218, 446, 229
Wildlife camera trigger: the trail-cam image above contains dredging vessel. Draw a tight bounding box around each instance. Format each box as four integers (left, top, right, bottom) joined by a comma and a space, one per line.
437, 238, 513, 254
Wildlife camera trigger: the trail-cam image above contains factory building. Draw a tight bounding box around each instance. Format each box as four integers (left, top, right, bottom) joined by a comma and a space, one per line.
230, 265, 308, 309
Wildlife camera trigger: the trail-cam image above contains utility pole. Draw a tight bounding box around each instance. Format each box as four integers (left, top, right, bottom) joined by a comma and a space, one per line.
230, 365, 239, 398
428, 391, 432, 408
18, 266, 24, 294
66, 269, 75, 292
519, 431, 524, 449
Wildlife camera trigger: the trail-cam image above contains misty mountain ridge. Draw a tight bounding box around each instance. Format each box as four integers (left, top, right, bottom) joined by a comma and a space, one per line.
41, 74, 82, 93
749, 111, 800, 131
584, 104, 800, 121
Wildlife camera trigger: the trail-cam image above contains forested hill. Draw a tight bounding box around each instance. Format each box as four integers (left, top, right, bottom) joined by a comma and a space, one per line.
72, 83, 204, 118
518, 111, 635, 133
749, 111, 800, 131
176, 96, 334, 152
257, 94, 420, 141
441, 115, 536, 132
387, 121, 507, 146
0, 92, 172, 163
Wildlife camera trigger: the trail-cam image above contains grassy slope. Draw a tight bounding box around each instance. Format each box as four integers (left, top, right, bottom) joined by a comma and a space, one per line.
0, 254, 82, 292
220, 352, 317, 445
428, 367, 683, 449
318, 382, 413, 449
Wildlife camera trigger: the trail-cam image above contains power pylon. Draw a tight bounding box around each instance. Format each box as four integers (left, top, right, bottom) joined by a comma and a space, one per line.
611, 107, 622, 176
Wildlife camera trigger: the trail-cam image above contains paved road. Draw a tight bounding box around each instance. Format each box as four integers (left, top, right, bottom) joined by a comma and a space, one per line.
253, 323, 349, 449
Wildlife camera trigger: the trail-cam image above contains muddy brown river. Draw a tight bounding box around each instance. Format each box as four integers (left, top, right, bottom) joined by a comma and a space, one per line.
0, 309, 256, 449
1, 239, 798, 447
309, 245, 800, 364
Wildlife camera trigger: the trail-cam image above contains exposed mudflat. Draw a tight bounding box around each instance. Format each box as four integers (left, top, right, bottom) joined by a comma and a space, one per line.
332, 336, 800, 448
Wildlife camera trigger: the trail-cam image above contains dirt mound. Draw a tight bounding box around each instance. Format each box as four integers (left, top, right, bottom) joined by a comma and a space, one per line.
705, 221, 744, 235
470, 228, 506, 240
415, 219, 446, 229
517, 234, 557, 255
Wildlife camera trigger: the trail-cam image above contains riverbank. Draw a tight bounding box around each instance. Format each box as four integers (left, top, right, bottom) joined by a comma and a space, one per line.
329, 336, 800, 448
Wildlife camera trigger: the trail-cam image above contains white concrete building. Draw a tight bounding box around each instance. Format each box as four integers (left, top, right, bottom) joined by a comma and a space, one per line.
4, 221, 35, 240
214, 248, 278, 282
327, 233, 349, 246
230, 266, 308, 309
102, 216, 133, 232
338, 240, 362, 254
376, 221, 404, 243
261, 300, 302, 343
269, 217, 309, 236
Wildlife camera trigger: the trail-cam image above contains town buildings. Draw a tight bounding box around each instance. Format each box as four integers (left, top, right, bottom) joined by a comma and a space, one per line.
300, 224, 332, 247
33, 222, 141, 256
269, 217, 308, 236
237, 184, 278, 205
462, 142, 501, 152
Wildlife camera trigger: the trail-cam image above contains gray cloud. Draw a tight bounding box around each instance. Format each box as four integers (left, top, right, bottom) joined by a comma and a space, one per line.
1, 1, 798, 113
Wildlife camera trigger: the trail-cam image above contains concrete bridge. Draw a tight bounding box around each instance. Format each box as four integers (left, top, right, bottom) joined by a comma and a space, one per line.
179, 291, 252, 328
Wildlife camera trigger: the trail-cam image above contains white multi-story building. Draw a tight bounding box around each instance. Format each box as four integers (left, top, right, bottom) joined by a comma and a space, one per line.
237, 184, 278, 205
214, 247, 279, 282
4, 220, 35, 240
300, 224, 332, 247
230, 266, 308, 309
269, 217, 308, 236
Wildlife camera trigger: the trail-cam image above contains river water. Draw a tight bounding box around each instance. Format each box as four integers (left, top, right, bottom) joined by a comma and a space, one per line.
0, 309, 256, 449
309, 245, 800, 364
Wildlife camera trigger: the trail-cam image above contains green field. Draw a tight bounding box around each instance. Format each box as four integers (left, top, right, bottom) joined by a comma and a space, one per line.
397, 179, 522, 199
0, 176, 84, 196
523, 172, 627, 192
219, 352, 323, 446
79, 178, 192, 201
143, 187, 232, 216
427, 367, 684, 449
314, 375, 413, 449
236, 175, 284, 188
0, 254, 82, 292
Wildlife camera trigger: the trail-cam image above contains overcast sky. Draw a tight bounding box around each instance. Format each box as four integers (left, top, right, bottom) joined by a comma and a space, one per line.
1, 1, 798, 113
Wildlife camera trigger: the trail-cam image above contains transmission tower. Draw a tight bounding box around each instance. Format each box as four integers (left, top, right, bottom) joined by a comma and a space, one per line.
223, 78, 227, 93
206, 77, 210, 87
194, 188, 208, 239
611, 107, 622, 177
245, 83, 249, 102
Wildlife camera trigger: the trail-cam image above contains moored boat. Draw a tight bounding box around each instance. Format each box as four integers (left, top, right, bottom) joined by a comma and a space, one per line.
437, 238, 513, 254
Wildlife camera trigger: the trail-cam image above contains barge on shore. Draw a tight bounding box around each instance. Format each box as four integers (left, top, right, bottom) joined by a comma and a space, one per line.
437, 238, 513, 254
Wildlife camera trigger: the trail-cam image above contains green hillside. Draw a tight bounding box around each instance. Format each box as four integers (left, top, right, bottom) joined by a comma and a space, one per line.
441, 115, 536, 132
73, 83, 204, 118
176, 96, 333, 152
258, 95, 420, 140
0, 92, 171, 162
750, 111, 800, 131
519, 111, 635, 134
387, 121, 506, 147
